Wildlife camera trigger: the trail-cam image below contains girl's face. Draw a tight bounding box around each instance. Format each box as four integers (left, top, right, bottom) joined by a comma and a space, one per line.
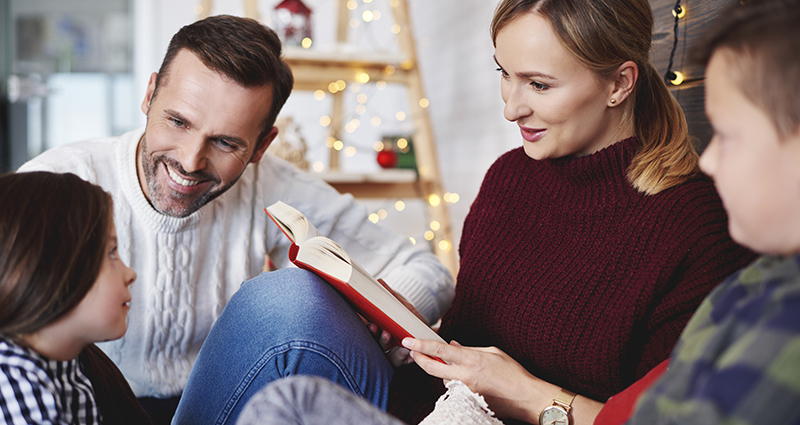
700, 49, 800, 255
67, 220, 137, 345
495, 12, 620, 160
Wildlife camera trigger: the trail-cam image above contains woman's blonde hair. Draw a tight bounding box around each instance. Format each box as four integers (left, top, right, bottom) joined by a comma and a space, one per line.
491, 0, 699, 195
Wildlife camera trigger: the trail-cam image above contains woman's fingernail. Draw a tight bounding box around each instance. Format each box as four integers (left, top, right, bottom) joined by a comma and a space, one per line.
401, 338, 413, 349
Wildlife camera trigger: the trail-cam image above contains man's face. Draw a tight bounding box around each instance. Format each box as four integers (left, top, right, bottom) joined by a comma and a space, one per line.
138, 50, 278, 217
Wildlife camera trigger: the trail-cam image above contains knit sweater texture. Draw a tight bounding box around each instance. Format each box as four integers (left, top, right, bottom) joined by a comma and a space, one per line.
18, 128, 454, 398
388, 138, 756, 424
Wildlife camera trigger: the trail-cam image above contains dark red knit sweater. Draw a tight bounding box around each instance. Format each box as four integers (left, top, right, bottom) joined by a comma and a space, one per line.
388, 138, 756, 424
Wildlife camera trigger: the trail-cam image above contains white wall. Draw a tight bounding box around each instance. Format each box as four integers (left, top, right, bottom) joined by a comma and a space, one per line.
132, 0, 520, 253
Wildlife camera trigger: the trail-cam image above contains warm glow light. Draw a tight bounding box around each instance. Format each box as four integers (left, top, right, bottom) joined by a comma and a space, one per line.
301, 37, 312, 49
194, 4, 204, 14
312, 161, 325, 172
377, 209, 388, 219
371, 117, 381, 126
672, 5, 687, 18
362, 10, 374, 22
384, 65, 396, 75
395, 200, 405, 211
373, 11, 381, 20
397, 138, 408, 149
333, 140, 344, 150
345, 146, 357, 157
369, 213, 379, 223
430, 221, 441, 231
401, 60, 414, 70
409, 237, 416, 245
424, 231, 435, 241
363, 0, 373, 3
391, 24, 401, 34
438, 240, 452, 251
314, 90, 326, 100
428, 194, 441, 207
373, 141, 384, 151
419, 98, 429, 108
396, 111, 406, 121
357, 93, 368, 104
325, 137, 336, 147
355, 104, 367, 115
328, 82, 339, 93
444, 192, 460, 204
319, 116, 331, 126
670, 71, 685, 85
350, 19, 359, 28
376, 81, 387, 90
336, 80, 346, 91
347, 0, 357, 10
357, 72, 370, 83
390, 0, 399, 6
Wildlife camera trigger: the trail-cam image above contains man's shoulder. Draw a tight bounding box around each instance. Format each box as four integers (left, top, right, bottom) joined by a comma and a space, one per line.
17, 130, 141, 187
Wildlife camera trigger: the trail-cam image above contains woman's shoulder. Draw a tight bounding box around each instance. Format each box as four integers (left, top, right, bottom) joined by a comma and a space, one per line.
648, 173, 724, 212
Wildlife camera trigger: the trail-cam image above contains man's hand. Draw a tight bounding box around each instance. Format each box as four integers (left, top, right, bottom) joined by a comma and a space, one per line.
363, 278, 427, 367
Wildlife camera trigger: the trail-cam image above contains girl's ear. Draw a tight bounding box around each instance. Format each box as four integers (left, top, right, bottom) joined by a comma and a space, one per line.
608, 61, 638, 107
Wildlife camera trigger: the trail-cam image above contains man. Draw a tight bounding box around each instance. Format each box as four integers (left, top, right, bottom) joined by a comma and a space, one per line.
19, 15, 454, 423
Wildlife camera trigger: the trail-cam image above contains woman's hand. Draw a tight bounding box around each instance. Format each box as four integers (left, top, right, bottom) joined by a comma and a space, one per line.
364, 279, 426, 367
401, 338, 544, 422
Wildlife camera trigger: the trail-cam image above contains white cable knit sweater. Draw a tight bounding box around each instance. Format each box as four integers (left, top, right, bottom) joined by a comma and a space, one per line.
19, 128, 454, 398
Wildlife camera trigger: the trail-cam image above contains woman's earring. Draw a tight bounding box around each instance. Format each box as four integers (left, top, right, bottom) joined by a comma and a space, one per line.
610, 99, 617, 104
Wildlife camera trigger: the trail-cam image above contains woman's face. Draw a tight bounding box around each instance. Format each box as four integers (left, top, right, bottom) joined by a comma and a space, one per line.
495, 12, 620, 160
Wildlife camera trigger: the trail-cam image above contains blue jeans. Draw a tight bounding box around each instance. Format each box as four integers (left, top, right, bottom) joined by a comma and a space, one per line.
171, 269, 394, 425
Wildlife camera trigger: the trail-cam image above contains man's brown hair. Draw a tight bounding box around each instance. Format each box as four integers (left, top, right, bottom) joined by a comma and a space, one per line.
153, 15, 295, 139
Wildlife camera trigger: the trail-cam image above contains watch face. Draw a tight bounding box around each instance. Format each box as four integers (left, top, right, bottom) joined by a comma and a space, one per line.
540, 405, 570, 425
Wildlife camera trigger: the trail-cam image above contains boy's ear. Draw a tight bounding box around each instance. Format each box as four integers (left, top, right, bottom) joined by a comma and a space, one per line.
250, 126, 279, 164
608, 61, 638, 107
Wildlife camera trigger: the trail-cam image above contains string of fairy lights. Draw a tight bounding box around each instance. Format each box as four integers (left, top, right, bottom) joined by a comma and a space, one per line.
296, 0, 458, 251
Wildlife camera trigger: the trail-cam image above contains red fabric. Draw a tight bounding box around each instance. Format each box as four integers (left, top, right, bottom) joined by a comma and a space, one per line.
594, 359, 670, 425
388, 140, 755, 425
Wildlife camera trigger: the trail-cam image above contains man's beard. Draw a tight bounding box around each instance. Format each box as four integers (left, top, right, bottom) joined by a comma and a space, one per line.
140, 135, 238, 218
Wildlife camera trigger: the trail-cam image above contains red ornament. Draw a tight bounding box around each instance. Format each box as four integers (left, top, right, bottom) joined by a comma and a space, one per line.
377, 150, 398, 168
273, 0, 313, 46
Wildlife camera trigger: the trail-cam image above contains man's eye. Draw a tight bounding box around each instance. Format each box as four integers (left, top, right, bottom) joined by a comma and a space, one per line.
171, 118, 185, 127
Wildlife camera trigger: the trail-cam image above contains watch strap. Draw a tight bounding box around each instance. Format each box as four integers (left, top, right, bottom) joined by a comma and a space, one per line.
553, 388, 577, 413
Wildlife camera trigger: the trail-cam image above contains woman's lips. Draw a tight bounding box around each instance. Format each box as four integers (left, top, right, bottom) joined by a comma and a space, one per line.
519, 126, 545, 142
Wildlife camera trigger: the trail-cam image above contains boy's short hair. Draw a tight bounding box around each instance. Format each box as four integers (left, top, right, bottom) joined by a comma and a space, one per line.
692, 0, 800, 140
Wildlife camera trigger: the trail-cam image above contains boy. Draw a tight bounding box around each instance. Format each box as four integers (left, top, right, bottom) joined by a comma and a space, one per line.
624, 0, 800, 423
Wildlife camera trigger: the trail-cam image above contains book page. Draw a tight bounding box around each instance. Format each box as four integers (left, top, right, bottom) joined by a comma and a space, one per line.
266, 201, 322, 244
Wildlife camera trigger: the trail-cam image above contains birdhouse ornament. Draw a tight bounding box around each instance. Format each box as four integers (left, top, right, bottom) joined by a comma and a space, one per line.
273, 0, 313, 46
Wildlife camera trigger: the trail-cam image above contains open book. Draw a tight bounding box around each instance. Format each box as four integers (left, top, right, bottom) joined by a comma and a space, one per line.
266, 201, 445, 345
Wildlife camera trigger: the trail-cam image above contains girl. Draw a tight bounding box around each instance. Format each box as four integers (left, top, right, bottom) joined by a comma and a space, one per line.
0, 171, 150, 424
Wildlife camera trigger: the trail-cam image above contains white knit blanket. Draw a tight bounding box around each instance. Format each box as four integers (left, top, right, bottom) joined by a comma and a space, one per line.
418, 380, 505, 425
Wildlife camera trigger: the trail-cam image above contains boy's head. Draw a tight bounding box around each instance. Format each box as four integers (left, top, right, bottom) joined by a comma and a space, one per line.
694, 0, 800, 255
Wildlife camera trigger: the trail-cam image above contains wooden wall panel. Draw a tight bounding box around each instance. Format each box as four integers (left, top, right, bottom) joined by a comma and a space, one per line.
648, 0, 737, 152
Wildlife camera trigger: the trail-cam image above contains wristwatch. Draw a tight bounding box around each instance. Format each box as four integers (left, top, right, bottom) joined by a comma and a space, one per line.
539, 388, 576, 425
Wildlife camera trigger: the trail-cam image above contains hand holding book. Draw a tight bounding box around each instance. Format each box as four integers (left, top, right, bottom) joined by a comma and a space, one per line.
265, 201, 446, 355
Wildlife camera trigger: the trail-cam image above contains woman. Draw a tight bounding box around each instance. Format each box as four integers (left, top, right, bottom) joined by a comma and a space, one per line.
173, 0, 755, 424
0, 172, 150, 424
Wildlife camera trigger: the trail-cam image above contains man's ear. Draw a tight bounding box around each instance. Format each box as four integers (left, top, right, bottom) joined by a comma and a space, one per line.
250, 126, 279, 164
141, 72, 158, 115
608, 61, 638, 107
